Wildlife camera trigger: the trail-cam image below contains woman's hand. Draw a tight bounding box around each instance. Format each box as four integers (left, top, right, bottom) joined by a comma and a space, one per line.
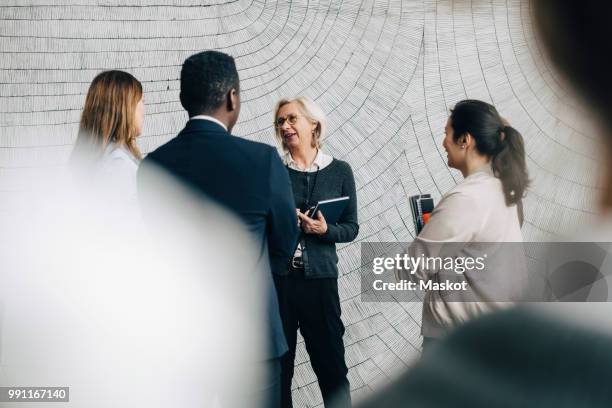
298, 210, 328, 235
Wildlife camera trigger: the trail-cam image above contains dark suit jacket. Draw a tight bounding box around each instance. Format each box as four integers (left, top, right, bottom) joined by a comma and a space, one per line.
138, 118, 299, 359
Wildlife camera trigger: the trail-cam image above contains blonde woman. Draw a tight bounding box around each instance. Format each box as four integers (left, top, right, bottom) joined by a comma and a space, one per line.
273, 97, 358, 408
71, 70, 144, 206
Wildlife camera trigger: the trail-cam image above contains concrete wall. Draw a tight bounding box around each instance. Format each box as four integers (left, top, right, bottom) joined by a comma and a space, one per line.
0, 1, 599, 406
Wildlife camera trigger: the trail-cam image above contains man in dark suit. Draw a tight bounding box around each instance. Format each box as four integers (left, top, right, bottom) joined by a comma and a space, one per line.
138, 50, 299, 408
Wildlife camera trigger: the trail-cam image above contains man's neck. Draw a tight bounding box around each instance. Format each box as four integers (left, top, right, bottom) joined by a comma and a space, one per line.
290, 146, 318, 170
190, 112, 229, 132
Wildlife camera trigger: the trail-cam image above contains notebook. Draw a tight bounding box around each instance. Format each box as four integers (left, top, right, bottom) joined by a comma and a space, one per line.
307, 196, 350, 225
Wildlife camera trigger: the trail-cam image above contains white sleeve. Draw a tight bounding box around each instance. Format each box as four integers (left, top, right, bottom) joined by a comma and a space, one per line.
418, 191, 478, 242
395, 191, 478, 282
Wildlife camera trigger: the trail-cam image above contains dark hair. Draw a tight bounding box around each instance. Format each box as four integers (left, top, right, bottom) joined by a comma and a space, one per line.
534, 3, 612, 208
534, 2, 612, 131
180, 51, 239, 117
450, 100, 529, 206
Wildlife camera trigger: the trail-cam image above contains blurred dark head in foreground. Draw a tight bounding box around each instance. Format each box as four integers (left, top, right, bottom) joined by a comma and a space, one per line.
533, 2, 612, 130
533, 1, 612, 206
358, 309, 612, 408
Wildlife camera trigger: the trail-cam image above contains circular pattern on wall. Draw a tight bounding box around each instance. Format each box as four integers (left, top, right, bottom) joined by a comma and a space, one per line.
0, 0, 599, 406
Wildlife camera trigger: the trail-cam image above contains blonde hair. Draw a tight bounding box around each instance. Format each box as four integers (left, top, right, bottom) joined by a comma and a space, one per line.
72, 70, 143, 163
273, 96, 327, 152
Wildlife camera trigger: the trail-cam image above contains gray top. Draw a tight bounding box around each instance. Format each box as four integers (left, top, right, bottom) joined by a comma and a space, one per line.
287, 158, 359, 278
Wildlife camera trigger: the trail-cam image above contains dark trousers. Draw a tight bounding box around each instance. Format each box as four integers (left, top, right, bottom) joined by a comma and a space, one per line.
274, 269, 351, 408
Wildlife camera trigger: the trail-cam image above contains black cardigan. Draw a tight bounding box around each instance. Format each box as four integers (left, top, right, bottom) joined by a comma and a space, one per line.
287, 158, 359, 278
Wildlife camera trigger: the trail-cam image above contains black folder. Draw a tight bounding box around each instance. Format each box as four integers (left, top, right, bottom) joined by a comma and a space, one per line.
308, 196, 350, 225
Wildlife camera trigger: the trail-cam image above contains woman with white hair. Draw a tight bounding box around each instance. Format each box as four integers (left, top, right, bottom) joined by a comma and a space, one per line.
273, 97, 358, 408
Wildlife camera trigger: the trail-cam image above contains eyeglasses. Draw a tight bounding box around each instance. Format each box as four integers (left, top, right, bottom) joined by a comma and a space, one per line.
274, 114, 299, 128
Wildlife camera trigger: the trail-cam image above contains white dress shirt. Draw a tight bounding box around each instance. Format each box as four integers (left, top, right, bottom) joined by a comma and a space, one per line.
95, 143, 140, 213
190, 115, 228, 131
283, 149, 333, 172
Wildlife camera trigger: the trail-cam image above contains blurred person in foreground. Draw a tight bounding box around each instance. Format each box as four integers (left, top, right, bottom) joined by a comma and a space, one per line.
138, 50, 299, 408
71, 70, 144, 210
357, 309, 612, 407
272, 97, 358, 408
397, 99, 529, 349
357, 2, 612, 407
530, 1, 612, 343
1, 104, 264, 408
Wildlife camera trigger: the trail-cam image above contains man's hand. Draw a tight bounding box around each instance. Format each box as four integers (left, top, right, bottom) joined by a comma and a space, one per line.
298, 210, 328, 235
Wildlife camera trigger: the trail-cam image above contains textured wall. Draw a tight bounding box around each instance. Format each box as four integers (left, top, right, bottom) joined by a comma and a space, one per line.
0, 1, 600, 406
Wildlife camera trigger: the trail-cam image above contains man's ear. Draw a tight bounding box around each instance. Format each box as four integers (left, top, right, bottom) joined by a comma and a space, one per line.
227, 88, 239, 112
179, 91, 187, 112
